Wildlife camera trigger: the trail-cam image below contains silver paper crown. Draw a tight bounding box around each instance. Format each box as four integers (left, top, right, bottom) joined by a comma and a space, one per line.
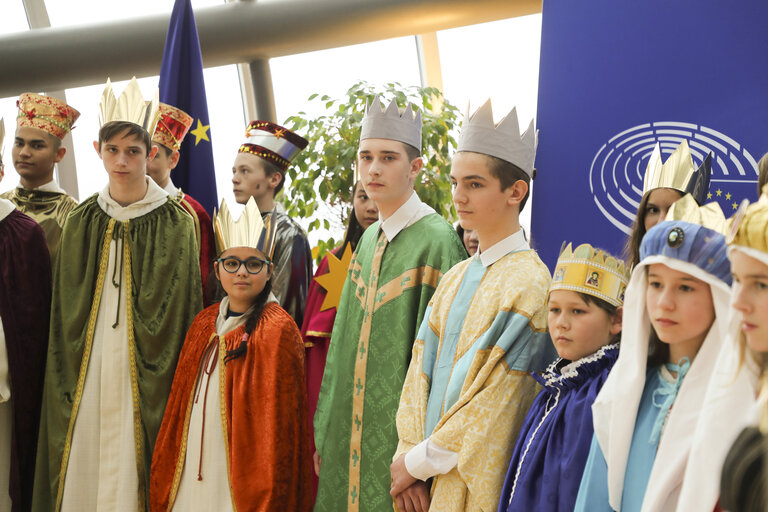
360, 95, 422, 150
456, 100, 537, 177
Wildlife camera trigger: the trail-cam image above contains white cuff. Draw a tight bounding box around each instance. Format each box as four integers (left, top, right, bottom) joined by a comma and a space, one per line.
0, 316, 10, 402
403, 438, 458, 481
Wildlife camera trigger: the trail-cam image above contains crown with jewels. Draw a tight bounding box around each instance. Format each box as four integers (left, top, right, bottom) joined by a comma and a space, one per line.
360, 95, 422, 150
16, 93, 80, 140
238, 120, 308, 172
213, 197, 276, 260
551, 242, 630, 307
456, 99, 537, 178
643, 140, 712, 205
152, 103, 194, 151
98, 77, 160, 134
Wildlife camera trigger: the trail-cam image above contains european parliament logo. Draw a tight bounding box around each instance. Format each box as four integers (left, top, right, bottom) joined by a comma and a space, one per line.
589, 122, 759, 234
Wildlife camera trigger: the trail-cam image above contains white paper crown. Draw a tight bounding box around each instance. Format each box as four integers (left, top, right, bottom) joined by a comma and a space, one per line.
213, 197, 277, 260
457, 100, 538, 177
98, 77, 160, 133
360, 95, 422, 150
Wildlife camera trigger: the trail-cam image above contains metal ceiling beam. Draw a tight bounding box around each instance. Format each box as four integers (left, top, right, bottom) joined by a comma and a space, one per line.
0, 0, 541, 98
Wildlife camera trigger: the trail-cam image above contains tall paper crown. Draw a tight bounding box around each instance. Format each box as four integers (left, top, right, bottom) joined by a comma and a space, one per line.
152, 103, 194, 151
457, 100, 537, 177
551, 242, 630, 307
360, 96, 422, 150
726, 184, 768, 259
98, 77, 160, 133
213, 197, 277, 260
16, 93, 80, 140
640, 194, 731, 284
642, 140, 712, 205
238, 120, 308, 172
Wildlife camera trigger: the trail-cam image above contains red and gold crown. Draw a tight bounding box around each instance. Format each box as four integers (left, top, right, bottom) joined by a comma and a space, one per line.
238, 120, 308, 172
152, 103, 194, 151
16, 93, 80, 140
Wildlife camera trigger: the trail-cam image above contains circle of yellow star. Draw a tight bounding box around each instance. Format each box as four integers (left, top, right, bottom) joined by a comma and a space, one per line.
190, 119, 210, 146
725, 192, 732, 200
716, 189, 722, 197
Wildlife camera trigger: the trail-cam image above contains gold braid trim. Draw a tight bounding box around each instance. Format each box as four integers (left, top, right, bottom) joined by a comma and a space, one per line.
219, 332, 238, 511
55, 219, 117, 511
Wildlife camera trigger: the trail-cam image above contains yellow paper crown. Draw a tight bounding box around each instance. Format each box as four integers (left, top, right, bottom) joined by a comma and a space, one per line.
551, 242, 630, 307
643, 140, 710, 203
213, 197, 276, 260
666, 193, 728, 234
726, 184, 768, 254
98, 77, 160, 133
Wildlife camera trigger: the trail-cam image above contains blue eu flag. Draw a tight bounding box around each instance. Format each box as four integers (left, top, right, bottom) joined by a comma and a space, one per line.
158, 0, 218, 216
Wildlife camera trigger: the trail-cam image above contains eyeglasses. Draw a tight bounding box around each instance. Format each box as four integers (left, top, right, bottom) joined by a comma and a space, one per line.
216, 256, 270, 275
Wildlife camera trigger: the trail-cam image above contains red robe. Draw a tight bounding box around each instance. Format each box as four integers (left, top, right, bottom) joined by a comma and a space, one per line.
299, 251, 341, 501
177, 192, 215, 305
150, 302, 313, 512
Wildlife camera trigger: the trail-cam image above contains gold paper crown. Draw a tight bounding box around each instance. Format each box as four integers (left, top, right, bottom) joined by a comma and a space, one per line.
643, 140, 711, 204
551, 242, 630, 307
666, 193, 727, 234
99, 77, 160, 133
213, 197, 276, 260
726, 184, 768, 253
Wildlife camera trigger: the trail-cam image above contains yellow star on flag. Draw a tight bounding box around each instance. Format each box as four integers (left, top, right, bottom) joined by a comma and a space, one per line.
707, 192, 712, 199
716, 189, 722, 197
314, 244, 354, 311
733, 202, 739, 210
190, 119, 210, 146
726, 192, 732, 200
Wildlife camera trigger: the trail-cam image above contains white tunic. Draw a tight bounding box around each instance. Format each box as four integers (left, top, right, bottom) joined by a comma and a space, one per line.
60, 179, 168, 512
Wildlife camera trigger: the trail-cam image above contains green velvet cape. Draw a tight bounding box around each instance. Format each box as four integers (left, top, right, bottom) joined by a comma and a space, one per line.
32, 195, 203, 512
313, 213, 467, 511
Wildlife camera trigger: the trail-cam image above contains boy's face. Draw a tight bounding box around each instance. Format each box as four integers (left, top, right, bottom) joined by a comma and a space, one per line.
450, 151, 518, 232
13, 126, 65, 183
231, 152, 281, 205
146, 144, 179, 188
94, 129, 157, 188
357, 138, 421, 211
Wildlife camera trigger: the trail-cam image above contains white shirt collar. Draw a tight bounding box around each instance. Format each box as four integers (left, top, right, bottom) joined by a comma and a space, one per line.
0, 198, 15, 222
379, 191, 435, 242
163, 180, 180, 199
97, 177, 169, 222
18, 179, 66, 194
476, 229, 529, 267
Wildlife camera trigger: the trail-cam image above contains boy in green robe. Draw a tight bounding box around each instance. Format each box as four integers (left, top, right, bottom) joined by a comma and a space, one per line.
32, 78, 202, 512
313, 96, 467, 511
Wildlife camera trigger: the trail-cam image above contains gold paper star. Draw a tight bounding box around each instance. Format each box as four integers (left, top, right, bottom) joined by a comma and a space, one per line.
190, 119, 210, 146
726, 192, 732, 200
273, 128, 286, 139
716, 189, 722, 197
314, 244, 354, 311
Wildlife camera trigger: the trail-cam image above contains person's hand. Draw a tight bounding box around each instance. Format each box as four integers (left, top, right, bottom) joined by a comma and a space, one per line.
394, 481, 430, 512
313, 451, 321, 477
390, 454, 417, 496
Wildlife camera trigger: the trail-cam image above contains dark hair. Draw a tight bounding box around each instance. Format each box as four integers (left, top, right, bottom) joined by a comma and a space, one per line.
647, 328, 670, 368
402, 142, 421, 162
455, 223, 465, 241
99, 121, 152, 154
261, 158, 286, 195
159, 144, 173, 158
623, 191, 652, 269
341, 181, 367, 252
577, 292, 622, 345
473, 152, 531, 212
758, 152, 768, 195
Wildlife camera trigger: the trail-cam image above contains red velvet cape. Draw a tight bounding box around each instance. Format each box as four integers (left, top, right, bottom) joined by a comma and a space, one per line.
150, 302, 313, 511
178, 192, 215, 306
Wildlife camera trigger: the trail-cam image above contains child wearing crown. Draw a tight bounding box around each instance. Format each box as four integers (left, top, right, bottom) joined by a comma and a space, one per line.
32, 78, 203, 512
148, 102, 216, 304
498, 243, 628, 512
575, 195, 733, 511
313, 96, 466, 511
150, 198, 313, 511
390, 100, 555, 511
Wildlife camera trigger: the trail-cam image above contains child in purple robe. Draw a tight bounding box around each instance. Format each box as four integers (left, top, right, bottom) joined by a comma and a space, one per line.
498, 242, 628, 512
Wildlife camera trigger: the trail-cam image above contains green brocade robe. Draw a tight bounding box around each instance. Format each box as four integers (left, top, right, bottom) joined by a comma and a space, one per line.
32, 194, 203, 512
1, 187, 77, 266
313, 213, 467, 511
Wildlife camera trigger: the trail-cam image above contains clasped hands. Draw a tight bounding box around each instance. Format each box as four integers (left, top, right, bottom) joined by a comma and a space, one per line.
390, 454, 430, 512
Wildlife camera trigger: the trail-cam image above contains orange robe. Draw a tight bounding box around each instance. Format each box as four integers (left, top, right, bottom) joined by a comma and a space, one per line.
150, 302, 313, 511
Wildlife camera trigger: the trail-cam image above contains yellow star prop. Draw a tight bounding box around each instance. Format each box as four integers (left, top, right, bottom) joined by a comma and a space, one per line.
315, 244, 354, 311
190, 119, 210, 146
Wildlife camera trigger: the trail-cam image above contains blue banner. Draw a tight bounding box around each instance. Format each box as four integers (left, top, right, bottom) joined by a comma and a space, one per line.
158, 0, 218, 216
531, 0, 768, 270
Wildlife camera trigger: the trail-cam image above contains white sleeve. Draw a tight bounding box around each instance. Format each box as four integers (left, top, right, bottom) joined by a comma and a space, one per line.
403, 437, 459, 481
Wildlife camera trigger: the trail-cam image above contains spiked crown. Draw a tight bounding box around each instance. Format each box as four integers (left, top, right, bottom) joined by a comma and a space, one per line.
727, 185, 768, 261
643, 140, 712, 205
98, 77, 160, 134
360, 96, 422, 150
551, 242, 630, 307
456, 100, 537, 177
666, 193, 727, 234
213, 197, 277, 260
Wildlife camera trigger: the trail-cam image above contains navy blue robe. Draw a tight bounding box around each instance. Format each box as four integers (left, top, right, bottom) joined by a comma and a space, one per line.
498, 343, 619, 512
